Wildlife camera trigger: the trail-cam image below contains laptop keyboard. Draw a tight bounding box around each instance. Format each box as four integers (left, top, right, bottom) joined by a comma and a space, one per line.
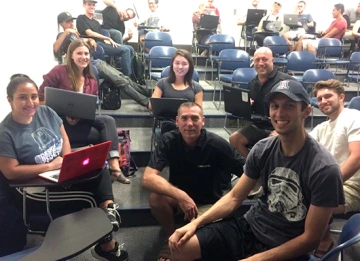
51, 174, 59, 180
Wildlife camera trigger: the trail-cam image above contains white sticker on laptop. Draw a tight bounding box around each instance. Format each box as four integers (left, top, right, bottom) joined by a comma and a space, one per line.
242, 91, 249, 102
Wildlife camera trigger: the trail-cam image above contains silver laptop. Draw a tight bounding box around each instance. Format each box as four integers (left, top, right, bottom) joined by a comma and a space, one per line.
150, 98, 187, 119
283, 14, 299, 27
44, 87, 97, 120
263, 20, 282, 32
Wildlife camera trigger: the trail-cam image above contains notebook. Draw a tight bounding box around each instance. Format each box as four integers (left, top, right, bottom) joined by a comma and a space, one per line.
198, 14, 219, 30
283, 14, 299, 27
245, 9, 267, 26
38, 141, 111, 183
44, 87, 97, 120
150, 98, 188, 119
223, 86, 269, 122
262, 20, 282, 32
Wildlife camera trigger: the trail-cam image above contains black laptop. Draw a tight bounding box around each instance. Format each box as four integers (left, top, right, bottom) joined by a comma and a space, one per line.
198, 14, 219, 30
245, 9, 267, 26
45, 87, 97, 120
283, 14, 299, 27
223, 86, 269, 122
263, 20, 282, 32
150, 98, 188, 119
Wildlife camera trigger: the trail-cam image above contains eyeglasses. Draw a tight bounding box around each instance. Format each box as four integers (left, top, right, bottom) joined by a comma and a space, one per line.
274, 2, 282, 7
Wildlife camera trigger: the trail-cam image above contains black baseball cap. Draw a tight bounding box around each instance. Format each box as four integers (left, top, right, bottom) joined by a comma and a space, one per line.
265, 80, 310, 105
57, 12, 76, 24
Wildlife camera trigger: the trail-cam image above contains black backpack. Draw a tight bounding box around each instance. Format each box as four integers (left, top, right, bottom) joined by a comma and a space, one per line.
100, 80, 121, 110
131, 53, 146, 85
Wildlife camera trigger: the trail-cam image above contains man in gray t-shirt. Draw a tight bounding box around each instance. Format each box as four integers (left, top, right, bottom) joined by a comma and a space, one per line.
167, 80, 344, 261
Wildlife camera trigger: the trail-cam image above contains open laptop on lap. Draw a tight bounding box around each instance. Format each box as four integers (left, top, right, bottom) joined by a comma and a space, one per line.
150, 98, 188, 119
245, 9, 267, 26
283, 14, 299, 27
198, 14, 219, 30
262, 20, 282, 33
38, 141, 111, 183
223, 86, 269, 122
44, 87, 97, 120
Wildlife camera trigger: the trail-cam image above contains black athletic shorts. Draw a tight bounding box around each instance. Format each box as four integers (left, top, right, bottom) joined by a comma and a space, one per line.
196, 217, 310, 261
196, 217, 268, 261
238, 124, 272, 147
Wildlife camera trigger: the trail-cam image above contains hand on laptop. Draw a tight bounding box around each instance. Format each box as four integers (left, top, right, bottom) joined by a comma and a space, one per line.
49, 156, 63, 170
66, 116, 81, 125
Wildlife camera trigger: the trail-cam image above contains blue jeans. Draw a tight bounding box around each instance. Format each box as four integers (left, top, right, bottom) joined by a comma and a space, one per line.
108, 28, 123, 44
97, 41, 133, 76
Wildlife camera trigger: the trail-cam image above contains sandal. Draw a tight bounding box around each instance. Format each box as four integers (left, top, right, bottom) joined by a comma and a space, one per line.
109, 169, 131, 184
158, 240, 171, 261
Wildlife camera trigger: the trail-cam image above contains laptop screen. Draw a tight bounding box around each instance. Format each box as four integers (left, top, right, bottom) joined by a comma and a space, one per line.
45, 87, 97, 120
245, 9, 267, 26
199, 14, 219, 30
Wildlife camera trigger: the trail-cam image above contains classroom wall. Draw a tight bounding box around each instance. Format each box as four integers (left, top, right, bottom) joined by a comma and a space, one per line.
0, 0, 356, 121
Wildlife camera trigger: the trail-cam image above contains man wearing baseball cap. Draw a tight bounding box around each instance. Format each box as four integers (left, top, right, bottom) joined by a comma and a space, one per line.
167, 80, 344, 261
57, 12, 77, 24
54, 12, 81, 60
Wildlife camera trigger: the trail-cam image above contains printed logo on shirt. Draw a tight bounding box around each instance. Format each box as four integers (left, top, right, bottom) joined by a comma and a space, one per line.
197, 165, 211, 168
31, 127, 63, 164
267, 167, 307, 222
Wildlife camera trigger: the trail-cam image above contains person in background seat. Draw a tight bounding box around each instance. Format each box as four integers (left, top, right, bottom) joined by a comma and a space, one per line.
54, 11, 150, 108
134, 0, 170, 51
253, 2, 284, 47
282, 1, 314, 51
77, 0, 133, 77
101, 0, 136, 44
295, 3, 347, 55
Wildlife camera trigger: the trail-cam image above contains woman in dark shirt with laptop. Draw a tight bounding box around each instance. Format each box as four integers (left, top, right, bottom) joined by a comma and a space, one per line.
148, 49, 203, 134
39, 39, 130, 184
149, 49, 203, 109
0, 74, 129, 260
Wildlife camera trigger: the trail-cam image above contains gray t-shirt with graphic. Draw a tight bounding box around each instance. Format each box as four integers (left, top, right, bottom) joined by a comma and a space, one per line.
244, 135, 344, 247
0, 106, 63, 165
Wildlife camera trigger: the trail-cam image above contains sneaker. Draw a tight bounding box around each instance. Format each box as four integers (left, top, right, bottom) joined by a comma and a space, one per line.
91, 241, 129, 261
103, 203, 121, 232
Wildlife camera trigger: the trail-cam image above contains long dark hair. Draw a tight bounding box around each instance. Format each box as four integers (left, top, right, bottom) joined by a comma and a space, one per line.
168, 49, 194, 86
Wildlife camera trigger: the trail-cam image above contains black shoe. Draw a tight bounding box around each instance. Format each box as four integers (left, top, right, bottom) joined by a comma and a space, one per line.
103, 203, 121, 232
91, 241, 129, 261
